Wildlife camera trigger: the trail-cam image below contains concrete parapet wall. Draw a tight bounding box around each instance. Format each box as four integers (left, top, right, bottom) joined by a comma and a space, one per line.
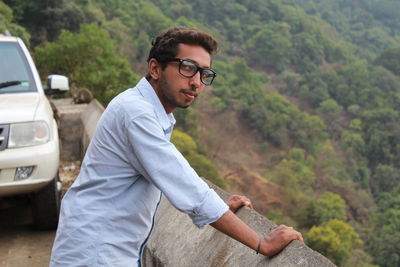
51, 98, 88, 161
51, 98, 104, 161
51, 98, 335, 267
80, 99, 104, 156
143, 182, 335, 267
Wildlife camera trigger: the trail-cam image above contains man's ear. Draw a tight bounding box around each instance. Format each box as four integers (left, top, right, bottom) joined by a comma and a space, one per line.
148, 58, 162, 80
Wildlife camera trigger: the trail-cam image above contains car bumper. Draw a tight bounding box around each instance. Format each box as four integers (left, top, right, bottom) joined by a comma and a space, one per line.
0, 137, 59, 197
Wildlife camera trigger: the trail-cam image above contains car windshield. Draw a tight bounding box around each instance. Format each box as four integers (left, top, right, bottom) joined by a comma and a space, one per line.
0, 42, 37, 93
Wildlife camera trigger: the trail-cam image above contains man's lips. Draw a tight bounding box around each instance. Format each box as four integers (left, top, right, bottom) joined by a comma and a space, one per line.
181, 90, 197, 100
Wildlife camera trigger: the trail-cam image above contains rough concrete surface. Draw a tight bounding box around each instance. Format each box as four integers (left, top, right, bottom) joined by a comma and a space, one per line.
80, 99, 104, 155
144, 183, 336, 267
51, 98, 88, 161
51, 98, 104, 161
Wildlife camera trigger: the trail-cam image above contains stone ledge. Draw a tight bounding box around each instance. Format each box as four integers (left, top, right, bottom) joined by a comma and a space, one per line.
51, 98, 88, 161
143, 182, 336, 267
80, 99, 104, 157
51, 98, 104, 161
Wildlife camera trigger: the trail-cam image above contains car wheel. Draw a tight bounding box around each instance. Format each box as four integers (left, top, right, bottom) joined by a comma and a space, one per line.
32, 174, 62, 230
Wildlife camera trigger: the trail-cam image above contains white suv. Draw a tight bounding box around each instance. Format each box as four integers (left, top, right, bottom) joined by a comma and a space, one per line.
0, 34, 68, 229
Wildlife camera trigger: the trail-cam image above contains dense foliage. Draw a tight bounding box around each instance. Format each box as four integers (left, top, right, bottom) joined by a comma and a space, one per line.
294, 0, 400, 60
0, 1, 29, 43
306, 219, 363, 266
3, 0, 399, 265
34, 24, 138, 103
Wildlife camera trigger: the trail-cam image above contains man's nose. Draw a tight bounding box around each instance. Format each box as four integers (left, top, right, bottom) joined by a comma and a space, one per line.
189, 71, 202, 90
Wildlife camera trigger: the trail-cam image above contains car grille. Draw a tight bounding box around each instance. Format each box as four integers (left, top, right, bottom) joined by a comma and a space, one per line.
0, 124, 10, 151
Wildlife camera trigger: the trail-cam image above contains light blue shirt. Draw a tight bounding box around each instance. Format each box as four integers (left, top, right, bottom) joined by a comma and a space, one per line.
50, 77, 229, 267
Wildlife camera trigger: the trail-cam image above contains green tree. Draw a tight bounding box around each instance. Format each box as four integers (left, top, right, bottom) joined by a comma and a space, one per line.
0, 1, 12, 21
361, 108, 400, 168
4, 0, 84, 44
306, 219, 363, 265
171, 130, 227, 189
341, 131, 365, 155
317, 99, 342, 120
0, 1, 30, 44
269, 157, 315, 213
375, 47, 400, 76
290, 113, 326, 154
173, 107, 199, 140
299, 71, 329, 107
370, 208, 400, 267
341, 120, 365, 157
170, 129, 198, 156
371, 164, 400, 194
298, 192, 347, 228
287, 147, 315, 167
343, 249, 379, 267
34, 24, 138, 104
136, 2, 173, 38
376, 185, 400, 211
246, 22, 292, 71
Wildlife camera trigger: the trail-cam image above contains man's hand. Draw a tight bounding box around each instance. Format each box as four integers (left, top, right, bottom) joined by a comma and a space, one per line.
228, 194, 253, 213
260, 225, 304, 256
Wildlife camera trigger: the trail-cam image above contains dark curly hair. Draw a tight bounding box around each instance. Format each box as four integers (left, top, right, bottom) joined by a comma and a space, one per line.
146, 27, 218, 79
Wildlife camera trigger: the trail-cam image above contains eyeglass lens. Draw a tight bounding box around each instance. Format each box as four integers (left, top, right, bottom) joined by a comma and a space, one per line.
179, 60, 215, 85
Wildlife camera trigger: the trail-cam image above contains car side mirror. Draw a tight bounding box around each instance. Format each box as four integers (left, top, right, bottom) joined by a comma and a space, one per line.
45, 75, 69, 94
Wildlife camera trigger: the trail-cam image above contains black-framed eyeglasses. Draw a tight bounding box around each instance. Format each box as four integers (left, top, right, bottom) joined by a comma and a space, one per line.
164, 58, 216, 86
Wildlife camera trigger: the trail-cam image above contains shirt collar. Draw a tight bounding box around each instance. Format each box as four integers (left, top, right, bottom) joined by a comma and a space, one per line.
136, 77, 176, 131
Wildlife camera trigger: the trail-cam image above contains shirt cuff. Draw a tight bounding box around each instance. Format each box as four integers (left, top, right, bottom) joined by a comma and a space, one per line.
190, 188, 229, 228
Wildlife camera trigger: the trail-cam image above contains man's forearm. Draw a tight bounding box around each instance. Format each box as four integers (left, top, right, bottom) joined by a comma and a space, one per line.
210, 210, 260, 252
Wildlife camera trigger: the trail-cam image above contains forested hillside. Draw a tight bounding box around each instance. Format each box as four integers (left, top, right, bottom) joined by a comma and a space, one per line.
1, 0, 399, 266
294, 0, 400, 60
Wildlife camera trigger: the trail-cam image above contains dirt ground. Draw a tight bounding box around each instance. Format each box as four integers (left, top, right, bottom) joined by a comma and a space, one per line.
0, 161, 80, 267
195, 93, 284, 216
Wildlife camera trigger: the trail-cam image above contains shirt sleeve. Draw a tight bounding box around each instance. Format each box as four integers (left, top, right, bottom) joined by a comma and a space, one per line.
126, 112, 228, 228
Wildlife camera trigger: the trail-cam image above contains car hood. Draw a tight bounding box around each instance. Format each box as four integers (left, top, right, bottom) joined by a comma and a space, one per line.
0, 93, 40, 124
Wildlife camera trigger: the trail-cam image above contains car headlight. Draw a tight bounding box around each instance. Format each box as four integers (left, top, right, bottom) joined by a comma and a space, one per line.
8, 121, 50, 148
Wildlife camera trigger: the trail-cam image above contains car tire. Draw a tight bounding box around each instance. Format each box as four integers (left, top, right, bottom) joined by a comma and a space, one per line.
32, 174, 61, 230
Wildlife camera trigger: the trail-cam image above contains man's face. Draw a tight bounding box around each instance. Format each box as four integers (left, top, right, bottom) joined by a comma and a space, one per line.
152, 44, 211, 113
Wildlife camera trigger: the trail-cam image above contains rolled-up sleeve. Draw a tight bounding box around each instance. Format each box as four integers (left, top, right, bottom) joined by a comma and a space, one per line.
126, 112, 228, 228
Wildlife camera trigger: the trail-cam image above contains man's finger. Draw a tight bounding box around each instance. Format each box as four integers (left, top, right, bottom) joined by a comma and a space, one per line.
289, 230, 303, 242
246, 201, 254, 209
278, 224, 288, 229
297, 231, 304, 242
242, 196, 253, 208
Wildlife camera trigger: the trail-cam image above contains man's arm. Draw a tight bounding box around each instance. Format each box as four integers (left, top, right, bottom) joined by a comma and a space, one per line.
210, 210, 303, 256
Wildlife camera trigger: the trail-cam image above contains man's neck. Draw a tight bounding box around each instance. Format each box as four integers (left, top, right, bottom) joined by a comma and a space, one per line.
148, 78, 175, 114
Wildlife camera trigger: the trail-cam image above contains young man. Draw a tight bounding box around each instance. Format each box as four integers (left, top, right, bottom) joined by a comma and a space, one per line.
50, 27, 303, 266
